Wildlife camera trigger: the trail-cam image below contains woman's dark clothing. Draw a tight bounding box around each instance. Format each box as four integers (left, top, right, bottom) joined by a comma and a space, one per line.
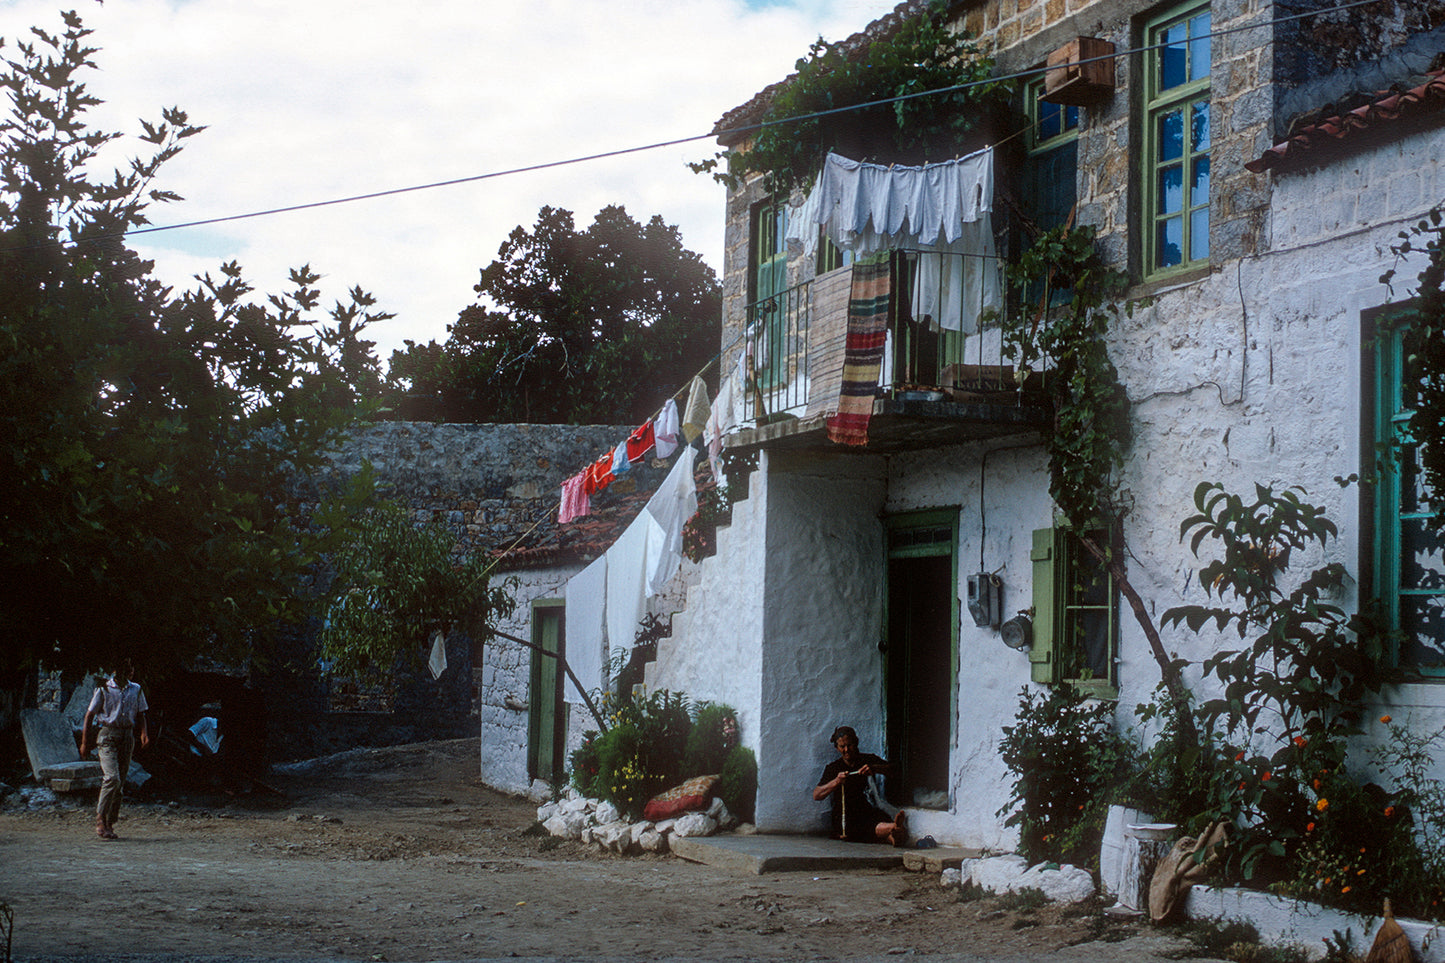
818, 753, 890, 841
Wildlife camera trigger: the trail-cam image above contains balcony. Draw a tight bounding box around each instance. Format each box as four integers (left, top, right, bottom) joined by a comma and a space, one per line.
726, 250, 1053, 456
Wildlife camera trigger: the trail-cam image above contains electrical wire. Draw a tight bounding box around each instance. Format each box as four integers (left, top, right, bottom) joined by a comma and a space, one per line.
0, 0, 1387, 255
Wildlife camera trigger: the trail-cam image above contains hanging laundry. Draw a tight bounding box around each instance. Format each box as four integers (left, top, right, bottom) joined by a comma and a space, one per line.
644, 445, 698, 597
611, 440, 631, 475
558, 472, 590, 523
585, 452, 615, 495
653, 398, 680, 460
826, 258, 892, 446
605, 515, 659, 657
625, 420, 655, 464
564, 555, 608, 705
682, 375, 710, 443
705, 373, 737, 481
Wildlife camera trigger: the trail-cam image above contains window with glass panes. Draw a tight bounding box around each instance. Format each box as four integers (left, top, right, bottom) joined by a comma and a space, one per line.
1371, 311, 1445, 675
749, 198, 789, 387
1025, 77, 1080, 233
1030, 524, 1118, 694
1144, 2, 1210, 275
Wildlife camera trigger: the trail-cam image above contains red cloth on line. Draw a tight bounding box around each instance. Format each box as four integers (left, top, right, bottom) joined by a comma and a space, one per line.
584, 453, 615, 495
625, 421, 656, 463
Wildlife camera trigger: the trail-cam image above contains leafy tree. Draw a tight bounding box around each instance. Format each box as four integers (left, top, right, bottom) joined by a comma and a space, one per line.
383, 205, 720, 424
0, 14, 383, 682
312, 469, 514, 678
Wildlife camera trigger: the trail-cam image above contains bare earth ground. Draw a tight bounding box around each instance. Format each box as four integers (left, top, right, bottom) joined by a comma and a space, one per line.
0, 738, 1223, 963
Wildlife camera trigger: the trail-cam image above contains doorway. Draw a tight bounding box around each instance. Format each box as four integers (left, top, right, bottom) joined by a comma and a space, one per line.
527, 602, 565, 784
884, 512, 958, 810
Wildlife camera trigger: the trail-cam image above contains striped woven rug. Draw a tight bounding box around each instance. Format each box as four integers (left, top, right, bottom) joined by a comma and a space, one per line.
826, 258, 891, 446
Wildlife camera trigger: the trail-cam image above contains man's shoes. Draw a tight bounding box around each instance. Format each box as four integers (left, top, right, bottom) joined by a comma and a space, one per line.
95, 820, 117, 840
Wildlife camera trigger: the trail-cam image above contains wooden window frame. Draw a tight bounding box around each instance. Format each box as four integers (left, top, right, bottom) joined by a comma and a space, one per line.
1142, 1, 1211, 278
1030, 523, 1120, 697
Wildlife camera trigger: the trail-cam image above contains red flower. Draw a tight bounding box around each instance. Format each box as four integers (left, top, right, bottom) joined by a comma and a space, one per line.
1293, 736, 1307, 747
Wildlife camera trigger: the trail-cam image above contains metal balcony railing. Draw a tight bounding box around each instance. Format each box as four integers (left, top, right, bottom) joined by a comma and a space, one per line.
741, 250, 1036, 426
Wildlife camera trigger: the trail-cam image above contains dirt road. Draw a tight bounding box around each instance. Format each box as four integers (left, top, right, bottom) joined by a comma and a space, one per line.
0, 739, 1221, 962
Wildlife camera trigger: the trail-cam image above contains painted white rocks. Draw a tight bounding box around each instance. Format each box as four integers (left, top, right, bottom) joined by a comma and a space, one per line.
942, 855, 1098, 905
536, 790, 731, 855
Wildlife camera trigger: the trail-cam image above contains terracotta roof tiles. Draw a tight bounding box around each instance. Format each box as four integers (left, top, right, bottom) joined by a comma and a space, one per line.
1246, 68, 1445, 173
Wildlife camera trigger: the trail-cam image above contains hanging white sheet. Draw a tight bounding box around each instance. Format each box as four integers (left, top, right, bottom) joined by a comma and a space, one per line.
563, 554, 607, 705
786, 147, 1001, 331
605, 514, 659, 659
644, 445, 698, 597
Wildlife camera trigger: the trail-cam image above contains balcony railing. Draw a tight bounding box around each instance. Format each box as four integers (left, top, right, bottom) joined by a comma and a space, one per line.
741, 249, 1045, 430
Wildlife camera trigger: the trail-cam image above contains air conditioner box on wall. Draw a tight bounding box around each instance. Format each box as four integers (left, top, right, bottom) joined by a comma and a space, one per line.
1043, 37, 1116, 106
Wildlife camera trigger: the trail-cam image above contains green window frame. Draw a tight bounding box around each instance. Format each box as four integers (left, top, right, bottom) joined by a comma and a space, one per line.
1369, 309, 1445, 675
1030, 523, 1119, 695
1143, 1, 1211, 277
1025, 75, 1080, 234
749, 198, 790, 389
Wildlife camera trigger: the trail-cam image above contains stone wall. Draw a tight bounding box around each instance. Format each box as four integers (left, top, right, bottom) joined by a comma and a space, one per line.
268, 421, 636, 762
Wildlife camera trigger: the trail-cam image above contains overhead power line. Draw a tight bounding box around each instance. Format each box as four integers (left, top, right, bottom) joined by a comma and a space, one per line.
1, 0, 1388, 253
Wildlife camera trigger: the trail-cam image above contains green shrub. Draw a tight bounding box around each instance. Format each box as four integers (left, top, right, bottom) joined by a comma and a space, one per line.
589, 689, 693, 819
998, 683, 1140, 866
717, 745, 757, 823
684, 703, 739, 776
569, 731, 602, 798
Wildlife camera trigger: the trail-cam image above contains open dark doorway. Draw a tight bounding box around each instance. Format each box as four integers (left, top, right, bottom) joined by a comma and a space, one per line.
885, 513, 957, 810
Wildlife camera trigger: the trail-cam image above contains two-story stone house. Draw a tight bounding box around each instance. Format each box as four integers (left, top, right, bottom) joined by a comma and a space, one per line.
641, 0, 1445, 848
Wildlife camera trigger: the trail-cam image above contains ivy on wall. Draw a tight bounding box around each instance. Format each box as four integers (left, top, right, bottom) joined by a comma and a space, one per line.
692, 1, 1007, 193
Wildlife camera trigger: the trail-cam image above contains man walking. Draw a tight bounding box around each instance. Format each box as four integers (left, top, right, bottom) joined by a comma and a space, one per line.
79, 660, 149, 840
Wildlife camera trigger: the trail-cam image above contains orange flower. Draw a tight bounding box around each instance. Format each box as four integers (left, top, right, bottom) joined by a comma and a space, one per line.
1380, 715, 1392, 724
1342, 885, 1352, 894
1385, 806, 1396, 818
1306, 822, 1316, 832
1262, 771, 1272, 781
1357, 869, 1367, 876
1317, 798, 1330, 811
1235, 751, 1245, 762
1360, 847, 1368, 854
1293, 736, 1307, 747
1313, 779, 1321, 790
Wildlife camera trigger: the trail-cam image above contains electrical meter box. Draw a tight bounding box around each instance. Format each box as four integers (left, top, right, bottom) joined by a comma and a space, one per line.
966, 572, 1002, 628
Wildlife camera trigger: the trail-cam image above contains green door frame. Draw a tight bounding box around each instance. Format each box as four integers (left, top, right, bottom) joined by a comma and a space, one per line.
882, 508, 960, 808
527, 600, 566, 784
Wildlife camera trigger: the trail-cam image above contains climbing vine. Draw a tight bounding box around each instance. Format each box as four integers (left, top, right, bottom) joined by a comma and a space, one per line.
998, 225, 1197, 745
691, 1, 1007, 193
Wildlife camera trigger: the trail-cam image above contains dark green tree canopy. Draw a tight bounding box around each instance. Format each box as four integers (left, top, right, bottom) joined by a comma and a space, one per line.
383, 204, 720, 425
0, 15, 384, 678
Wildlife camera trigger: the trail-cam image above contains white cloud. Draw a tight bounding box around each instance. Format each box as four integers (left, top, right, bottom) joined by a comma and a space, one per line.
1, 0, 902, 357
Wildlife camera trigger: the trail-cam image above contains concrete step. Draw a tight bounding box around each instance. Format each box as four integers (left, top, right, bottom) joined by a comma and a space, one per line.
668, 832, 980, 875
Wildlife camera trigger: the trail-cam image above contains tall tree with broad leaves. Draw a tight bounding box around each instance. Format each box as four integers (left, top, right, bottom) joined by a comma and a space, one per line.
0, 14, 388, 685
383, 205, 720, 425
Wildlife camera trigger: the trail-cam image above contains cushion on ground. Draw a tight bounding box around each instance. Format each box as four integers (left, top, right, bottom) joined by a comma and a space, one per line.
642, 774, 719, 821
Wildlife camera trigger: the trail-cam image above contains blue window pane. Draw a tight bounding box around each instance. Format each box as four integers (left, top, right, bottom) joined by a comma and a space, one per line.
1189, 14, 1211, 81
1159, 165, 1183, 214
1158, 218, 1183, 267
1191, 156, 1210, 206
1190, 207, 1209, 261
1064, 103, 1080, 131
1159, 110, 1184, 161
1192, 101, 1211, 151
1038, 99, 1062, 141
1160, 20, 1188, 89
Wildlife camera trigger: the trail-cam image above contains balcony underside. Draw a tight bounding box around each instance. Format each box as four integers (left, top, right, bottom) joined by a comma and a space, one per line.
724, 396, 1051, 456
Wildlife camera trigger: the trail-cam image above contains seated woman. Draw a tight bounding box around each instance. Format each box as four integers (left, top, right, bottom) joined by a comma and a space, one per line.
812, 725, 907, 846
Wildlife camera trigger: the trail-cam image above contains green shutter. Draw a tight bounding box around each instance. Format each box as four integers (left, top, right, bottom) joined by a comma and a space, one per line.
1030, 527, 1058, 684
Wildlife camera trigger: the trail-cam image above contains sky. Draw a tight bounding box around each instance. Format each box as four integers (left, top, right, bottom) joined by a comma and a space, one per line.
2, 0, 905, 361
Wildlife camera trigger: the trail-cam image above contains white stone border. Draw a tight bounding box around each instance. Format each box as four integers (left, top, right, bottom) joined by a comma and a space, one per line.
1185, 886, 1445, 961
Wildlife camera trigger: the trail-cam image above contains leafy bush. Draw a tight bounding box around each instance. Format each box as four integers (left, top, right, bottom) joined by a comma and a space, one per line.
1163, 482, 1389, 883
717, 745, 758, 823
587, 689, 693, 819
569, 731, 602, 799
684, 703, 740, 775
998, 684, 1140, 866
